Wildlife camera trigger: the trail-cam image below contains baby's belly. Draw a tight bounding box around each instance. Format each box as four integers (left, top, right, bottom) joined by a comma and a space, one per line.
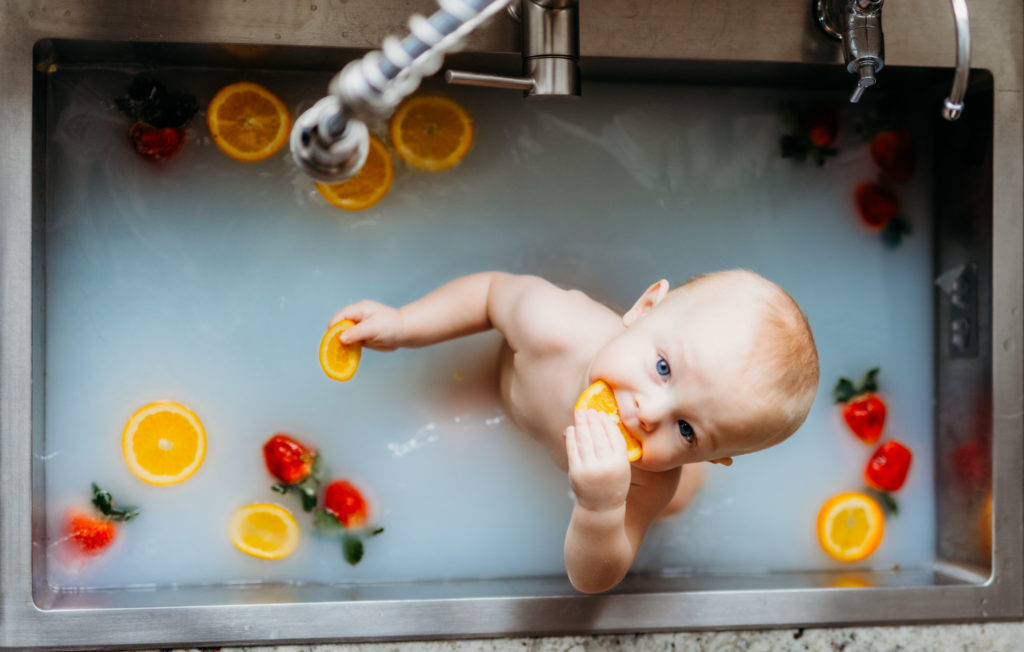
498, 344, 570, 470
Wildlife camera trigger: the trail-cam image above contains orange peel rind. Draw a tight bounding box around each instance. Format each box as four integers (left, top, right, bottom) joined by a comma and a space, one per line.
319, 320, 362, 381
575, 380, 643, 462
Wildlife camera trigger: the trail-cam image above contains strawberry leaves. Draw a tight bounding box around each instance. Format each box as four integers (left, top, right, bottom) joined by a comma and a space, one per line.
90, 483, 140, 522
271, 452, 323, 512
313, 507, 384, 565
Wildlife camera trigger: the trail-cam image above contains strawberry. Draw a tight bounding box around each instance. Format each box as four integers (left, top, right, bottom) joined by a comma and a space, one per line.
854, 182, 899, 229
870, 129, 915, 183
779, 104, 839, 166
116, 77, 198, 162
802, 104, 839, 149
128, 123, 186, 161
323, 479, 368, 529
66, 511, 117, 555
265, 434, 322, 511
854, 183, 911, 246
64, 484, 140, 556
865, 440, 913, 491
263, 434, 317, 485
834, 368, 887, 445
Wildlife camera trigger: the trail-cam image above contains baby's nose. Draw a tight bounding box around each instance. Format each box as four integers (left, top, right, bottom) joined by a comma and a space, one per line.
635, 395, 668, 432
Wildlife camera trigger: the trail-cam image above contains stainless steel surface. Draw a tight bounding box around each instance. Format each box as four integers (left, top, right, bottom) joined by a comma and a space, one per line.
817, 0, 885, 102
447, 0, 580, 97
2, 0, 1022, 649
941, 0, 970, 120
446, 69, 536, 90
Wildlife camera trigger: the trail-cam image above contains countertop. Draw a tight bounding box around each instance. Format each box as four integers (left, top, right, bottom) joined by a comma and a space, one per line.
158, 621, 1024, 651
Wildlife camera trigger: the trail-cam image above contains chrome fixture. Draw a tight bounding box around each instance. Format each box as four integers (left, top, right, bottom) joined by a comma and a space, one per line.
815, 0, 970, 120
446, 0, 581, 98
291, 0, 515, 184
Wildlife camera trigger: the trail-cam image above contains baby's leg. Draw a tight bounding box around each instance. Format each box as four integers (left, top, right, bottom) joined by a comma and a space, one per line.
659, 462, 708, 518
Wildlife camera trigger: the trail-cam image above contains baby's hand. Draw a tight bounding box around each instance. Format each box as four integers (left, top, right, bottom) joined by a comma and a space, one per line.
565, 409, 632, 512
329, 300, 405, 351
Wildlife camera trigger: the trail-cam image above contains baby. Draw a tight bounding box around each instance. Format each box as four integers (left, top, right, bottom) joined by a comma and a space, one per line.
330, 269, 818, 593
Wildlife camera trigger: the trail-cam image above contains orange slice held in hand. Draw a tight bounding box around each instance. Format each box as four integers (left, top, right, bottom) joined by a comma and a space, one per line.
389, 95, 474, 170
817, 491, 885, 562
316, 135, 394, 210
228, 503, 300, 560
207, 82, 292, 162
319, 320, 362, 381
575, 380, 643, 462
122, 401, 206, 486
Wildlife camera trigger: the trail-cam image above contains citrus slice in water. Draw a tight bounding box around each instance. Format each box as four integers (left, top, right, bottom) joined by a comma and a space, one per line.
389, 95, 474, 170
575, 380, 643, 462
228, 503, 300, 560
319, 319, 362, 381
315, 135, 394, 210
122, 401, 206, 486
207, 82, 292, 162
816, 491, 885, 562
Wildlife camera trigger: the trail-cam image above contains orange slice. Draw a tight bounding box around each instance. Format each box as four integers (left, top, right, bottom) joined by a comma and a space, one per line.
207, 82, 291, 162
817, 492, 885, 562
122, 401, 206, 486
319, 320, 362, 381
315, 135, 394, 210
389, 95, 473, 170
228, 503, 300, 560
575, 380, 643, 462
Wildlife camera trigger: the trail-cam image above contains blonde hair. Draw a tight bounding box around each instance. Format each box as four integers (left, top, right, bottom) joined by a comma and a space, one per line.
677, 270, 819, 447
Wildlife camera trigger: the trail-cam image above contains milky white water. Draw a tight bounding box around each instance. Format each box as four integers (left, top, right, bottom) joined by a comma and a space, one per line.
42, 66, 934, 590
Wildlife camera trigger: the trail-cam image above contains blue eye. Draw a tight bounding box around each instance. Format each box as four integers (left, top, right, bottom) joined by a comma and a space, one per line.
678, 420, 695, 443
656, 356, 671, 378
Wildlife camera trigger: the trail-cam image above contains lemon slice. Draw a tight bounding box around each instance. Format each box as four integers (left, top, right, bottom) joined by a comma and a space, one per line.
319, 320, 362, 381
575, 380, 643, 462
817, 492, 885, 562
122, 401, 206, 486
228, 503, 300, 560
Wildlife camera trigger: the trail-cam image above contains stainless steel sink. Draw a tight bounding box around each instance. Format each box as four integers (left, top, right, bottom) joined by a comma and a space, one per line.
1, 0, 1021, 649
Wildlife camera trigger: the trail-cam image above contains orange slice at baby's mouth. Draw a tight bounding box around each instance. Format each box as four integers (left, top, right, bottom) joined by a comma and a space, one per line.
575, 380, 643, 462
319, 320, 362, 381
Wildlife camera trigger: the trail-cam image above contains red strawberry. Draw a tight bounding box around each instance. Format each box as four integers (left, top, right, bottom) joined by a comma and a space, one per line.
954, 438, 988, 486
870, 129, 915, 183
854, 182, 900, 229
802, 105, 839, 149
324, 480, 368, 529
128, 123, 186, 161
65, 510, 117, 555
834, 368, 887, 444
865, 440, 913, 491
263, 434, 317, 485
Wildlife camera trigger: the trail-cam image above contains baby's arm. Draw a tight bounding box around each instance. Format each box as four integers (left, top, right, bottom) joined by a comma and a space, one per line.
331, 271, 551, 350
563, 410, 679, 593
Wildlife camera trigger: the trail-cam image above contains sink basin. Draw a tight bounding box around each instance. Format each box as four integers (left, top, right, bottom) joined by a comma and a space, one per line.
1, 0, 1021, 649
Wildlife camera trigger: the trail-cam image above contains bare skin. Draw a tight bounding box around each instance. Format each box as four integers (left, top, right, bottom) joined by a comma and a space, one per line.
330, 271, 771, 594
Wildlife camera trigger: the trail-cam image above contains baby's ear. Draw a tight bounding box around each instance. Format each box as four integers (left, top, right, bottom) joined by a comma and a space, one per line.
709, 457, 733, 466
623, 280, 669, 326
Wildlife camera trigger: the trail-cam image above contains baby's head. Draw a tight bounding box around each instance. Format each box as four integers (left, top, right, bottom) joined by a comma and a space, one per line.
587, 269, 818, 471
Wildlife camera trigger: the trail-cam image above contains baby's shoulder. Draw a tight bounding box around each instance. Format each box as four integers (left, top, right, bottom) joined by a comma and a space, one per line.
491, 275, 608, 353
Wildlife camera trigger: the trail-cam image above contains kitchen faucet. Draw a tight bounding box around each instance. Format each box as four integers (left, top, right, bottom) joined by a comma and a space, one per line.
815, 0, 971, 120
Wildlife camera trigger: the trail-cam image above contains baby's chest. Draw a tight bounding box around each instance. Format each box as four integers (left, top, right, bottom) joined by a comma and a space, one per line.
499, 347, 578, 467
